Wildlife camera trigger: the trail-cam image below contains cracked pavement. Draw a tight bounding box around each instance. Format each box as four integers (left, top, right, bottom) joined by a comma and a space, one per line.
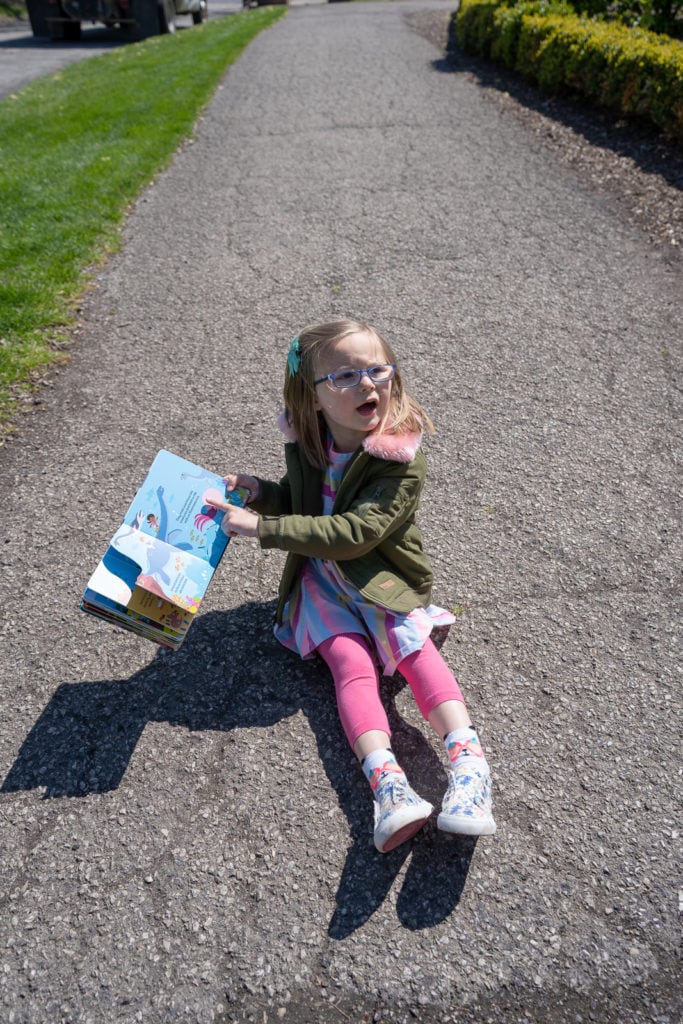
0, 2, 681, 1022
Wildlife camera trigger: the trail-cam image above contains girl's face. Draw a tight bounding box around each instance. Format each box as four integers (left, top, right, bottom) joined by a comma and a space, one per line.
313, 330, 393, 452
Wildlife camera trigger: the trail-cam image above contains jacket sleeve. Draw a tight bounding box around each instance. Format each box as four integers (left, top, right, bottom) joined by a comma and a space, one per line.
257, 458, 424, 559
250, 474, 292, 517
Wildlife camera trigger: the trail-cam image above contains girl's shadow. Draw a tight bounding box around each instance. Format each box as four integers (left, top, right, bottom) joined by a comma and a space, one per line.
2, 602, 474, 933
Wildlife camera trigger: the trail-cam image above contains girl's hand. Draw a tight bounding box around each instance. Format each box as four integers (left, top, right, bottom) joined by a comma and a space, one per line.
221, 503, 260, 539
224, 473, 260, 504
203, 491, 260, 538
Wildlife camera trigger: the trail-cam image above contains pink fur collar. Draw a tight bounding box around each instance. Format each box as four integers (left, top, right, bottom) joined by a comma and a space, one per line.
362, 430, 422, 463
277, 411, 421, 464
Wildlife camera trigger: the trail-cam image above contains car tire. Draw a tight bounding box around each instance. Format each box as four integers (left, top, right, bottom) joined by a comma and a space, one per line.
26, 0, 51, 36
158, 0, 176, 33
133, 0, 161, 38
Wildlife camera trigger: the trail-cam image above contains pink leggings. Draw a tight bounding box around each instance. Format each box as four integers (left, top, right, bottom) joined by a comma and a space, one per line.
317, 632, 465, 749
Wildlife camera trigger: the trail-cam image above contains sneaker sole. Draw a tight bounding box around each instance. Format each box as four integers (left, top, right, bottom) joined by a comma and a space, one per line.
437, 812, 497, 836
378, 811, 432, 853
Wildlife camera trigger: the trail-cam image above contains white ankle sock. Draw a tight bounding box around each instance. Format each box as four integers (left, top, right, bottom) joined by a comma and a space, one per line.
361, 749, 403, 795
444, 727, 489, 772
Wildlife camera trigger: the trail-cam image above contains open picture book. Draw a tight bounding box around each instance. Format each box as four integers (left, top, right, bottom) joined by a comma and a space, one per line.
81, 449, 247, 650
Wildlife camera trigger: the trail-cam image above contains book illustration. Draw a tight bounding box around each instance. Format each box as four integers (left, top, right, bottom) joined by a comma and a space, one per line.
123, 450, 235, 567
94, 527, 214, 612
81, 450, 247, 650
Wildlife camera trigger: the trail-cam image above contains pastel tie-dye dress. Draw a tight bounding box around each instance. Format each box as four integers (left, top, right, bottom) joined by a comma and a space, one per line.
273, 440, 454, 675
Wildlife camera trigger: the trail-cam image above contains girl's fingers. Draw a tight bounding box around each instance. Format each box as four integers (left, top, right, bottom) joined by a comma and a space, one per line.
219, 504, 259, 538
203, 487, 228, 510
204, 488, 259, 537
226, 474, 259, 501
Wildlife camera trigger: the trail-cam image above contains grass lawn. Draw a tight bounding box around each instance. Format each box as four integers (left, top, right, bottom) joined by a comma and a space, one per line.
0, 6, 285, 434
0, 2, 26, 18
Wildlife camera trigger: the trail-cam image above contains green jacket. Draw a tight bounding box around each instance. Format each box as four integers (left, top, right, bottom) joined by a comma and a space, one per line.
251, 419, 435, 624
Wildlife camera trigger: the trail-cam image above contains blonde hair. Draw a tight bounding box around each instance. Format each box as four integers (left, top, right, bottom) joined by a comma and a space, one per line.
283, 318, 434, 469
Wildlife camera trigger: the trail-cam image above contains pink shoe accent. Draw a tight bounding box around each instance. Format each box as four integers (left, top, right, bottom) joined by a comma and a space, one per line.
368, 761, 403, 793
380, 816, 430, 853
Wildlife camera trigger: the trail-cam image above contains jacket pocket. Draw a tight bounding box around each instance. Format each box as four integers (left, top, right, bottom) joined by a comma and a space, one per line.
340, 562, 429, 614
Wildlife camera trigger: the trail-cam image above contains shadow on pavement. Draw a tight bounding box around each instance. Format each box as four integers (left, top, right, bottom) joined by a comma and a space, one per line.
434, 40, 683, 191
2, 601, 473, 933
0, 26, 128, 48
0, 18, 202, 48
329, 681, 476, 936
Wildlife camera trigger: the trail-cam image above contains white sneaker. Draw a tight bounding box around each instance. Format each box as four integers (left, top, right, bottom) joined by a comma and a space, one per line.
373, 768, 433, 853
437, 763, 496, 836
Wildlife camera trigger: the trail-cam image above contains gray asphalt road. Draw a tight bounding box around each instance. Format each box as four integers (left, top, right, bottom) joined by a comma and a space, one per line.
0, 3, 681, 1022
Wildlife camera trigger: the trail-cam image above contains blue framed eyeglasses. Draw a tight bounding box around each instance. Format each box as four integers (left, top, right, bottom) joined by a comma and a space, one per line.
314, 364, 396, 390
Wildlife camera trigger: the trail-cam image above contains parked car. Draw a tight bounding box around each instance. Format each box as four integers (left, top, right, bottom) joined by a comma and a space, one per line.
26, 0, 207, 40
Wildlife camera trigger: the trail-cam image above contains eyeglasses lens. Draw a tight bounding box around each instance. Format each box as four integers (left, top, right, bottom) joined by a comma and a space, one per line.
332, 365, 394, 389
369, 365, 393, 381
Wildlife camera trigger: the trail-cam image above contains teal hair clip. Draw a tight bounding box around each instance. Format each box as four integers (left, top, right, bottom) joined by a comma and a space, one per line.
287, 336, 301, 377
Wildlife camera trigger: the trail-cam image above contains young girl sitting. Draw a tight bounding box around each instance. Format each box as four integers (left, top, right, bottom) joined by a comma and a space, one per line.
205, 319, 496, 852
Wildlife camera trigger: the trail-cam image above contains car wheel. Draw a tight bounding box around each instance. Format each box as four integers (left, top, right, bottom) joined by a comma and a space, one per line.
133, 0, 161, 38
26, 0, 51, 36
192, 2, 207, 24
158, 0, 176, 33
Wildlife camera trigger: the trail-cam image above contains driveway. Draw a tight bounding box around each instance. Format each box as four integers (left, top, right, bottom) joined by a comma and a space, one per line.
0, 2, 680, 1021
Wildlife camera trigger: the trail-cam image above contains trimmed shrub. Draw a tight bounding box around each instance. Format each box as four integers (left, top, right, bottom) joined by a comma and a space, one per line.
455, 0, 683, 137
490, 1, 573, 65
456, 0, 501, 57
568, 0, 683, 39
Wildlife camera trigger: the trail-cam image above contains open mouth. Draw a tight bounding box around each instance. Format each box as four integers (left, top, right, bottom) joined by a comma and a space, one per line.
356, 399, 378, 416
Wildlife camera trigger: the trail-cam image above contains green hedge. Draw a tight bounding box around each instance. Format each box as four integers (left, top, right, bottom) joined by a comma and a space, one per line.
455, 0, 683, 137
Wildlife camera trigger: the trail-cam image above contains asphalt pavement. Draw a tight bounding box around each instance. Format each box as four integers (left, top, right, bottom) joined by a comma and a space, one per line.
0, 2, 681, 1022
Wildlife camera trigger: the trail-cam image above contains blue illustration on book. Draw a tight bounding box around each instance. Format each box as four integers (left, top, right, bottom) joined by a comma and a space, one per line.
81, 450, 248, 650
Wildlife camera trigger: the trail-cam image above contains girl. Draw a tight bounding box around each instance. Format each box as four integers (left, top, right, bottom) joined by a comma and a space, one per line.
206, 319, 496, 852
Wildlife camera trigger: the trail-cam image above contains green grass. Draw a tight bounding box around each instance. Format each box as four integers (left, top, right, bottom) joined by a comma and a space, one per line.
0, 1, 25, 17
0, 7, 285, 431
